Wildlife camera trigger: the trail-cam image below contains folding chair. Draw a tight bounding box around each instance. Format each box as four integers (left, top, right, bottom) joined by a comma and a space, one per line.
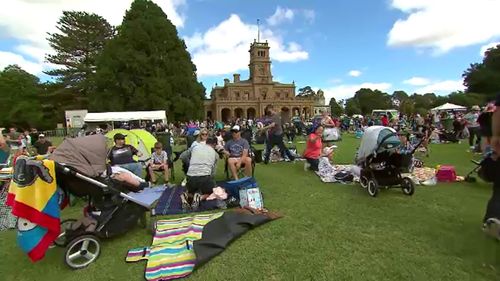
224, 147, 256, 180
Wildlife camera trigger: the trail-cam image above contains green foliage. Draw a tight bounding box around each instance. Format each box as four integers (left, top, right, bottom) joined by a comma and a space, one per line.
92, 0, 205, 121
345, 98, 361, 115
329, 97, 344, 116
297, 86, 315, 97
348, 88, 392, 114
463, 44, 500, 99
45, 11, 114, 100
0, 65, 45, 128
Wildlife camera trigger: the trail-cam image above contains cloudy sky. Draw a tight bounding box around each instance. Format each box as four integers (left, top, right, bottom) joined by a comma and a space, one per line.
1, 0, 499, 103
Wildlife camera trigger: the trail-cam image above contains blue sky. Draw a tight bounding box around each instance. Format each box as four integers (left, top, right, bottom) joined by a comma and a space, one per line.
1, 0, 499, 103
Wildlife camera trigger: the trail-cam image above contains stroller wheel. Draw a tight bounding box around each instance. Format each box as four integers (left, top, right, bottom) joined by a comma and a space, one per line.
64, 234, 101, 269
367, 180, 379, 197
54, 219, 77, 247
360, 176, 369, 188
401, 177, 415, 196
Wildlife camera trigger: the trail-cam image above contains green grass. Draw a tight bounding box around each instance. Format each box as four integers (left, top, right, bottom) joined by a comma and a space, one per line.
1, 135, 499, 281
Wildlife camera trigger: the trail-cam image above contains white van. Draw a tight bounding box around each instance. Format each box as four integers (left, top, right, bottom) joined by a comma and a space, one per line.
371, 109, 398, 118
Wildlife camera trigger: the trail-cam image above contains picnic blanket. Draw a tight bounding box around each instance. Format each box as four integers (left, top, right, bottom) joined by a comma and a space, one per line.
0, 182, 16, 231
316, 160, 360, 183
151, 186, 220, 216
7, 158, 65, 261
127, 209, 282, 280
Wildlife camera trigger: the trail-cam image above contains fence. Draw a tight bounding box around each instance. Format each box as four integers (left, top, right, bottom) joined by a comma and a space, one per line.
39, 128, 80, 138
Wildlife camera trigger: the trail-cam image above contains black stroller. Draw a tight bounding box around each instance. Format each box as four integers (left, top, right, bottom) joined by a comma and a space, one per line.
356, 126, 416, 197
49, 135, 160, 269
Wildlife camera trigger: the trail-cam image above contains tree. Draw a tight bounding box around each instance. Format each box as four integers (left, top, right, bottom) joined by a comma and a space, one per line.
352, 88, 392, 114
0, 65, 44, 128
45, 11, 115, 101
329, 97, 343, 116
463, 44, 500, 99
344, 98, 361, 116
297, 86, 316, 97
92, 0, 205, 120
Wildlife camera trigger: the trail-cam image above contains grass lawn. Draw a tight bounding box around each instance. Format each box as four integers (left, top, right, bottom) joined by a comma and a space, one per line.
1, 135, 499, 281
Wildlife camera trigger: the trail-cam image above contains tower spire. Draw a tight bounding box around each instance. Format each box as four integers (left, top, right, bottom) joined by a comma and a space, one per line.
257, 19, 260, 43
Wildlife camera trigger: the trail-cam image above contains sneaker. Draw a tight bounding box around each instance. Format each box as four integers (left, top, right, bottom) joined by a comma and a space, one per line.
483, 218, 500, 240
470, 146, 475, 150
181, 178, 187, 187
304, 162, 311, 171
191, 193, 201, 210
180, 192, 191, 210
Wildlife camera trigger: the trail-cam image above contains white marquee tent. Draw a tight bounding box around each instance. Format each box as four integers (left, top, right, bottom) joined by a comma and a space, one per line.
430, 103, 467, 112
84, 110, 167, 123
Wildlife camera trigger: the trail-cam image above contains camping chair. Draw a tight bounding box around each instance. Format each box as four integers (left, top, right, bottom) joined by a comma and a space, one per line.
224, 147, 256, 180
147, 147, 175, 183
154, 131, 176, 181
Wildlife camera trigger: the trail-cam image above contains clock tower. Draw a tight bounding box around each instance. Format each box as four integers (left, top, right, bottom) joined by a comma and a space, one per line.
249, 40, 272, 84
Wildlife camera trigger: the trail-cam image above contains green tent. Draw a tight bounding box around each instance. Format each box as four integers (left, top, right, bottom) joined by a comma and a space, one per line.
105, 129, 157, 161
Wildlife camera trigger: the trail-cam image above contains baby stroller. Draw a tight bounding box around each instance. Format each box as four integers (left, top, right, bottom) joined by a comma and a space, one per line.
355, 126, 415, 197
48, 135, 160, 269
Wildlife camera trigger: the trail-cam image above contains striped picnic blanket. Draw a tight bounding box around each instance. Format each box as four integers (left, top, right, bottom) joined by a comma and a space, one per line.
126, 213, 223, 281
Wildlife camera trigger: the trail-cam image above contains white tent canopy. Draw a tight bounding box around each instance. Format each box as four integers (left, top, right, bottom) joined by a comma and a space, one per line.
430, 103, 466, 112
84, 110, 167, 123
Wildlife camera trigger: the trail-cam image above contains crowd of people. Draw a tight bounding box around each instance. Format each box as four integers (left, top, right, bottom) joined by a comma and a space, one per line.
2, 97, 500, 238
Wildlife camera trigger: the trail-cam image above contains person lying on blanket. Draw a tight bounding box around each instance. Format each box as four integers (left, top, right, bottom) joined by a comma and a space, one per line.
180, 136, 219, 211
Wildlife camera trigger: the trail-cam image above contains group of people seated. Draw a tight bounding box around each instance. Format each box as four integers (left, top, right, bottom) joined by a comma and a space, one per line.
104, 125, 254, 210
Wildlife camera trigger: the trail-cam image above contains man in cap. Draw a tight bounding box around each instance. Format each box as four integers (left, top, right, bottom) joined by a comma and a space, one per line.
260, 105, 295, 164
224, 125, 252, 179
33, 134, 54, 155
107, 133, 143, 177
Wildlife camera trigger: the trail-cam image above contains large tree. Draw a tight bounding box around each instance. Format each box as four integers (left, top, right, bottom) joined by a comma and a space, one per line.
329, 97, 343, 116
463, 44, 500, 99
0, 65, 44, 128
92, 0, 205, 120
45, 11, 114, 100
351, 88, 392, 114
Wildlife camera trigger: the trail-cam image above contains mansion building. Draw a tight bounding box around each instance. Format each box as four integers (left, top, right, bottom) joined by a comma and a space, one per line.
204, 40, 328, 123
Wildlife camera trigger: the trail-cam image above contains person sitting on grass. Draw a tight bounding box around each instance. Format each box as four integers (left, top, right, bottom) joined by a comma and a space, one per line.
224, 125, 252, 180
0, 129, 10, 165
107, 133, 143, 178
303, 125, 324, 172
147, 142, 169, 184
180, 136, 219, 210
397, 132, 414, 155
33, 134, 55, 155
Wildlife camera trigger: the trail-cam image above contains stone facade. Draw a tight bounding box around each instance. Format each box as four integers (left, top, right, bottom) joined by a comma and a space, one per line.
204, 40, 321, 123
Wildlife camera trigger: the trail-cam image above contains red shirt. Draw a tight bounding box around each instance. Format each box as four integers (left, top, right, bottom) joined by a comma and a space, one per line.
303, 132, 322, 159
381, 116, 389, 126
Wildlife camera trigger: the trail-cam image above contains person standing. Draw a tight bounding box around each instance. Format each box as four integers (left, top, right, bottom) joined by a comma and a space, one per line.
464, 105, 482, 151
261, 105, 295, 164
483, 94, 500, 239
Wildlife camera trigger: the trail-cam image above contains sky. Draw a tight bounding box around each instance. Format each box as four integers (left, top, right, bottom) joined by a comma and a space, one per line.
1, 0, 500, 104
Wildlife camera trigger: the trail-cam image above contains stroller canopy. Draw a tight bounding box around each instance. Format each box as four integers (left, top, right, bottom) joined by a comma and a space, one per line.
50, 135, 108, 177
355, 126, 400, 163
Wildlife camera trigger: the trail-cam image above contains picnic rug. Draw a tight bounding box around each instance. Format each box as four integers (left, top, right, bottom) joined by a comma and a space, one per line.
126, 208, 282, 280
0, 181, 17, 231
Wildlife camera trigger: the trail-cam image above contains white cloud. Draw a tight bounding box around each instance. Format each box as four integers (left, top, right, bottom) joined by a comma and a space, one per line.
267, 6, 294, 26
480, 42, 500, 56
0, 51, 44, 74
185, 14, 308, 77
320, 82, 392, 101
387, 0, 500, 53
403, 76, 430, 86
414, 79, 464, 95
0, 0, 186, 75
348, 70, 362, 77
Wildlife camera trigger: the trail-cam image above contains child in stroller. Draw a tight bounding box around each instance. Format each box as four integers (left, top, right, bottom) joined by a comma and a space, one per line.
356, 126, 416, 197
48, 135, 161, 269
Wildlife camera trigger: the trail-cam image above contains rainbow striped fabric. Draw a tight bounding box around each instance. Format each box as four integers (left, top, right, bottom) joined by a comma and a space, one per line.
127, 212, 223, 281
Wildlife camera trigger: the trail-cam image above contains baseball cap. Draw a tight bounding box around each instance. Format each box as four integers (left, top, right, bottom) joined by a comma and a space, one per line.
193, 129, 201, 136
113, 133, 126, 140
39, 134, 45, 138
231, 125, 241, 132
471, 105, 480, 111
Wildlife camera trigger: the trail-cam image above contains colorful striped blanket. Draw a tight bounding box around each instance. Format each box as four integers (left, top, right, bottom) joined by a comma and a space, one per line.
126, 213, 223, 281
